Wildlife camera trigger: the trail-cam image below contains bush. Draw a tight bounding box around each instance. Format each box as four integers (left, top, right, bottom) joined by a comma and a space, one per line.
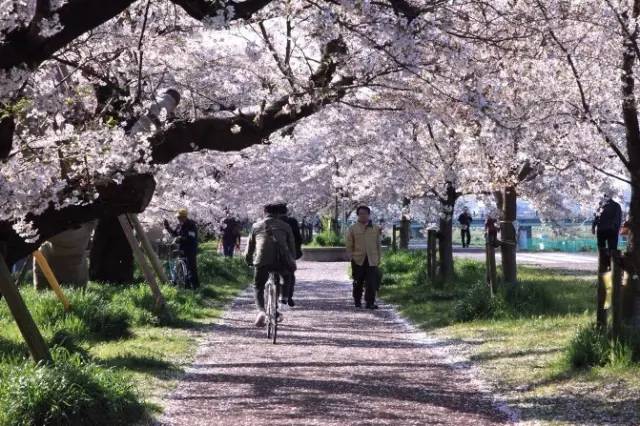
566, 323, 610, 369
503, 281, 555, 316
0, 349, 144, 426
381, 251, 424, 274
311, 231, 345, 247
454, 280, 506, 321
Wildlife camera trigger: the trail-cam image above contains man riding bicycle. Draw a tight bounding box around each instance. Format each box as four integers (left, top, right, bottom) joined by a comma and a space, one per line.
245, 202, 297, 327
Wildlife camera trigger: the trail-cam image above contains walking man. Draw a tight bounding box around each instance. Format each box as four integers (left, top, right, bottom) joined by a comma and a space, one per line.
164, 209, 199, 289
458, 207, 473, 248
221, 216, 241, 257
275, 203, 303, 306
346, 205, 382, 309
592, 194, 623, 270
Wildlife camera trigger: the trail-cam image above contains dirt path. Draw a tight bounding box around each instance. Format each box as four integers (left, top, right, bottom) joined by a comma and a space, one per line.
159, 261, 512, 425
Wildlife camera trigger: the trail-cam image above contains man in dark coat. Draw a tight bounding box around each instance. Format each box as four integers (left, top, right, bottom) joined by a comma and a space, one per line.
275, 203, 303, 306
458, 207, 473, 248
164, 208, 199, 289
592, 195, 623, 270
221, 216, 241, 257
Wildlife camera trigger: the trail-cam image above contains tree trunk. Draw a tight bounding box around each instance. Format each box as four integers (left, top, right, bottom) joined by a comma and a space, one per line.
619, 5, 640, 328
89, 216, 134, 284
399, 217, 410, 250
399, 197, 411, 249
437, 183, 458, 281
496, 186, 518, 285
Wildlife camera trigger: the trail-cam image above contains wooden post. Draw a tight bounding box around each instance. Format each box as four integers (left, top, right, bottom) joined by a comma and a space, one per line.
486, 235, 498, 296
611, 250, 623, 339
427, 229, 437, 281
392, 225, 397, 252
597, 249, 609, 329
0, 256, 51, 363
117, 215, 166, 310
127, 214, 170, 283
32, 251, 71, 312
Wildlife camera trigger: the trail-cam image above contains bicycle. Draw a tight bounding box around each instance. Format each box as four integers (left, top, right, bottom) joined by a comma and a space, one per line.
265, 272, 281, 344
167, 239, 189, 288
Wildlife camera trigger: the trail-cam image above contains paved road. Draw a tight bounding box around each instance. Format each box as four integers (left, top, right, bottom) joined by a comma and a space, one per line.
453, 250, 597, 272
160, 262, 512, 425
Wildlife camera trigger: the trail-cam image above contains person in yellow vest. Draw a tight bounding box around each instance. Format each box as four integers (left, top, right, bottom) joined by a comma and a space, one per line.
346, 205, 382, 309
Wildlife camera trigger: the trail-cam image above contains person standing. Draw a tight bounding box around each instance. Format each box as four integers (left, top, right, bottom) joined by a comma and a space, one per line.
484, 212, 499, 246
592, 195, 623, 270
458, 207, 473, 248
221, 216, 242, 257
164, 209, 199, 289
346, 205, 382, 309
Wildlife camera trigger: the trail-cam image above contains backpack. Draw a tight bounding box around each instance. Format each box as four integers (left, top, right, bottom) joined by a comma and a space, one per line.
265, 223, 297, 273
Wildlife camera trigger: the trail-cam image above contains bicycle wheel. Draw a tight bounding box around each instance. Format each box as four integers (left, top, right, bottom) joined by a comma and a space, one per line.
175, 259, 188, 288
264, 278, 274, 339
270, 279, 278, 344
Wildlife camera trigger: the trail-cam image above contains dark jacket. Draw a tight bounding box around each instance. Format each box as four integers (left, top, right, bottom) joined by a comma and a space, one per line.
221, 217, 241, 246
593, 200, 622, 233
244, 215, 296, 268
282, 216, 303, 259
458, 213, 473, 227
166, 218, 198, 254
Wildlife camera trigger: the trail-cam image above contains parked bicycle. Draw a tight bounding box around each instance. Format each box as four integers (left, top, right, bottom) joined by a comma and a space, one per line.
167, 238, 189, 288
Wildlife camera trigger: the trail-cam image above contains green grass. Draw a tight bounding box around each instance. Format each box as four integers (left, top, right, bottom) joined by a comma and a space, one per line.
0, 250, 252, 425
379, 251, 640, 424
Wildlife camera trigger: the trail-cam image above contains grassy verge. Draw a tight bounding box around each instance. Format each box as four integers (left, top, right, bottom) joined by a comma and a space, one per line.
379, 251, 640, 425
0, 248, 251, 425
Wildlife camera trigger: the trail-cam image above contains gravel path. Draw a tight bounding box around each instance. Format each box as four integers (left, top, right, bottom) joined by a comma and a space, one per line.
159, 261, 511, 425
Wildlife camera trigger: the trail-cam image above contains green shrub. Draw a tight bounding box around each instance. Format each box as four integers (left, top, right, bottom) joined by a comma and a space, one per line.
503, 281, 555, 316
311, 231, 345, 247
566, 323, 610, 369
454, 280, 506, 321
0, 349, 144, 426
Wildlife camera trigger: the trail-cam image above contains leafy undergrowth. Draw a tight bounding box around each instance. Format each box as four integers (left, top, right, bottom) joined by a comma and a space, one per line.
379, 251, 640, 425
0, 251, 251, 425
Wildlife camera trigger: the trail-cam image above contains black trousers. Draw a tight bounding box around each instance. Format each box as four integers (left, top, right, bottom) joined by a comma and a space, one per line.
274, 272, 296, 300
461, 229, 471, 247
597, 229, 619, 251
223, 243, 235, 257
352, 257, 378, 305
185, 251, 199, 289
597, 229, 619, 271
253, 267, 294, 311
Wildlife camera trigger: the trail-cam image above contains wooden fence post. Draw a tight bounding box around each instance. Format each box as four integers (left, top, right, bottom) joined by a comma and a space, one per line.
427, 229, 437, 281
392, 225, 397, 252
486, 235, 498, 297
118, 215, 166, 311
597, 249, 609, 329
611, 250, 623, 339
127, 214, 169, 283
0, 256, 51, 363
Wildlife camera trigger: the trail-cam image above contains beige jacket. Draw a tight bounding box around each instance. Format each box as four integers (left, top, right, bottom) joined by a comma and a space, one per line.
346, 221, 382, 266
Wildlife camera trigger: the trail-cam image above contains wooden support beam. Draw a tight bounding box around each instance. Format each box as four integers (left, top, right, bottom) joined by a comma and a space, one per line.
612, 250, 623, 339
32, 251, 71, 311
485, 236, 498, 297
127, 214, 169, 283
117, 215, 166, 311
597, 249, 609, 329
0, 256, 51, 363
